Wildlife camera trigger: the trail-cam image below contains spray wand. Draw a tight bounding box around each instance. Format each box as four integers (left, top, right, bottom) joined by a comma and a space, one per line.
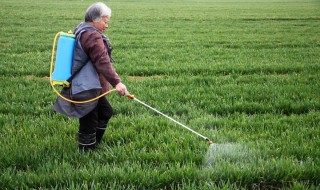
126, 94, 213, 145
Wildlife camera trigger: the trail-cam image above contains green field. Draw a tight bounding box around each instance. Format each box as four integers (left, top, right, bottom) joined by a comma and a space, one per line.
0, 0, 319, 189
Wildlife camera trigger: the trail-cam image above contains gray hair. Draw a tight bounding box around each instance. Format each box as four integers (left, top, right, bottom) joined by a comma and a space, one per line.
85, 2, 112, 22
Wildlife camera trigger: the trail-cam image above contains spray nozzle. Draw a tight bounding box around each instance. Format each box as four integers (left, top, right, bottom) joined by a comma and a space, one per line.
205, 137, 213, 145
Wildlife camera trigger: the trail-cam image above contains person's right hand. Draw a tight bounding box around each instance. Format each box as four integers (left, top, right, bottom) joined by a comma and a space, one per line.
115, 82, 128, 96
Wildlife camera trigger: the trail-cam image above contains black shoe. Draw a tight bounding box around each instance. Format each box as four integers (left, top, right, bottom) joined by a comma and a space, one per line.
78, 132, 96, 151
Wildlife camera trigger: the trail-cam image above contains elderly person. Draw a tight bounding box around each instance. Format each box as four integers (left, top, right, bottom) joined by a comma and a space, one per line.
54, 2, 128, 151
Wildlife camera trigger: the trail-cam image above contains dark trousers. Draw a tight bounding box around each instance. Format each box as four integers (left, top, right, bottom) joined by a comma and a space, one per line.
78, 97, 113, 150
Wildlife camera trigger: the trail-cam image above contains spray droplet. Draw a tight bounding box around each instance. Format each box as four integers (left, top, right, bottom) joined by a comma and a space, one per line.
204, 143, 252, 167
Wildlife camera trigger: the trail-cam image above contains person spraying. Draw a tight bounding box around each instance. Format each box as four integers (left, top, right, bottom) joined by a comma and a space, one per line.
53, 2, 128, 151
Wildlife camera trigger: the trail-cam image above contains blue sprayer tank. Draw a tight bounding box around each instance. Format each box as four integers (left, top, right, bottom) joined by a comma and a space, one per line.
51, 32, 75, 84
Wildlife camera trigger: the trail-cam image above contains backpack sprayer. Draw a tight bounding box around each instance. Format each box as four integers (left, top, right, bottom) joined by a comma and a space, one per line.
50, 31, 213, 145
50, 31, 116, 104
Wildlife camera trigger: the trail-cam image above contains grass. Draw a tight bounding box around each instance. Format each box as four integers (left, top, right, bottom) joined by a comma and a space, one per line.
0, 0, 319, 189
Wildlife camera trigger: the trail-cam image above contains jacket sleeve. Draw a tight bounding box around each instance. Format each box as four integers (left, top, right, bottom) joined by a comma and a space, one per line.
80, 30, 121, 87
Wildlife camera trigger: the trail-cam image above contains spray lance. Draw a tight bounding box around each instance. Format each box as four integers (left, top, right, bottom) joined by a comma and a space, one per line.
126, 94, 213, 145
